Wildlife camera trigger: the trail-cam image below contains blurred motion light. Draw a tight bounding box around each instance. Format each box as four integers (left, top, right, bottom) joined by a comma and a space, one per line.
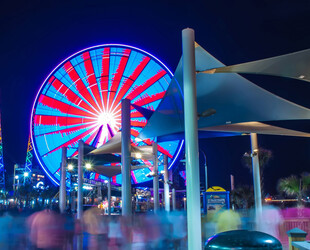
135, 153, 142, 159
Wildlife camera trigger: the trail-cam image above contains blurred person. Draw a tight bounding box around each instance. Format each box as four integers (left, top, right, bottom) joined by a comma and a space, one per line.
0, 211, 13, 249
83, 207, 108, 249
108, 216, 124, 248
131, 215, 146, 249
27, 209, 67, 249
144, 213, 163, 249
215, 209, 241, 233
256, 205, 282, 239
167, 211, 187, 250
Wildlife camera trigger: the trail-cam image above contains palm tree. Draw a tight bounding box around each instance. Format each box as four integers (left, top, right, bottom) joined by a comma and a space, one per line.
277, 173, 310, 206
230, 185, 254, 209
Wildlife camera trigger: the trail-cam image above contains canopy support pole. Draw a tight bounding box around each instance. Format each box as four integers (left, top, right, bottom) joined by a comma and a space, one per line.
108, 178, 111, 216
153, 142, 159, 212
182, 28, 202, 250
59, 147, 67, 213
121, 99, 132, 216
77, 140, 84, 220
250, 133, 262, 216
164, 154, 170, 212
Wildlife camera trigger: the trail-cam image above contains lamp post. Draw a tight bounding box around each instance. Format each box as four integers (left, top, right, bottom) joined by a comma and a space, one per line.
200, 149, 208, 191
250, 133, 262, 216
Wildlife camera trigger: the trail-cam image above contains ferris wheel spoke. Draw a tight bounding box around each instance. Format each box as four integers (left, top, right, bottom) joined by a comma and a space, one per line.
82, 51, 104, 112
100, 47, 111, 109
131, 120, 147, 128
130, 111, 145, 118
38, 95, 97, 118
64, 61, 101, 112
108, 49, 131, 110
132, 91, 165, 107
34, 114, 95, 127
126, 69, 167, 100
42, 125, 99, 156
36, 123, 96, 137
50, 76, 99, 114
113, 56, 151, 106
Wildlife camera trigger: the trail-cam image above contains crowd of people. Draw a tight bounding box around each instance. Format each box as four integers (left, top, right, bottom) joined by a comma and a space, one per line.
0, 204, 304, 249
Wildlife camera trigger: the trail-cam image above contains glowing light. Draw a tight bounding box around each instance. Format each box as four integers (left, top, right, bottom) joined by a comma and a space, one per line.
24, 172, 29, 177
135, 153, 142, 159
68, 164, 74, 170
15, 176, 19, 179
85, 163, 92, 170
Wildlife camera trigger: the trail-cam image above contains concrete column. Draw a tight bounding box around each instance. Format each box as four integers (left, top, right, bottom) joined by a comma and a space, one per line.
59, 147, 67, 213
182, 28, 202, 250
108, 178, 111, 216
163, 155, 170, 212
121, 99, 132, 216
250, 133, 262, 216
172, 188, 176, 211
77, 140, 84, 220
152, 142, 159, 212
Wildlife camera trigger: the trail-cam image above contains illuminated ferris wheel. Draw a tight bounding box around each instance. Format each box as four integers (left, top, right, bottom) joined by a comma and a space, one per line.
31, 44, 183, 185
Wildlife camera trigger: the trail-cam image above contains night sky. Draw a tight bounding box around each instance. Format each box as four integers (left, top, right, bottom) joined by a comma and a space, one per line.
1, 0, 310, 194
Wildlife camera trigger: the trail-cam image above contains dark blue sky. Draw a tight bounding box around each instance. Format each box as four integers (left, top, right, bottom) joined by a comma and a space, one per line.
1, 0, 310, 193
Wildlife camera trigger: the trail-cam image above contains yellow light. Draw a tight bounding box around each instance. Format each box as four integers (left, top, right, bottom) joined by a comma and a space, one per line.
68, 164, 74, 170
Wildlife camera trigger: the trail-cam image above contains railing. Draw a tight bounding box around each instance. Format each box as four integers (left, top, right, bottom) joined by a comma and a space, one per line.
278, 218, 310, 244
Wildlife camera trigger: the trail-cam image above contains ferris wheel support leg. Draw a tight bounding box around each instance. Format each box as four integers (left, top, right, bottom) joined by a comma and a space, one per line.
182, 28, 202, 250
163, 154, 170, 212
59, 147, 67, 214
77, 140, 84, 220
121, 99, 132, 216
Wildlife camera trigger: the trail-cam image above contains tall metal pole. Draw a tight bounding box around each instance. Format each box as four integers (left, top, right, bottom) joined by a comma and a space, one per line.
250, 133, 262, 215
153, 142, 159, 212
121, 99, 132, 216
13, 164, 17, 191
77, 140, 84, 220
200, 150, 208, 191
59, 147, 67, 213
163, 154, 170, 212
108, 178, 111, 216
172, 188, 176, 211
182, 28, 202, 250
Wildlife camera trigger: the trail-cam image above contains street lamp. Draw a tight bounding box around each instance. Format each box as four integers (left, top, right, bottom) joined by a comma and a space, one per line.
85, 163, 92, 170
68, 164, 74, 171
